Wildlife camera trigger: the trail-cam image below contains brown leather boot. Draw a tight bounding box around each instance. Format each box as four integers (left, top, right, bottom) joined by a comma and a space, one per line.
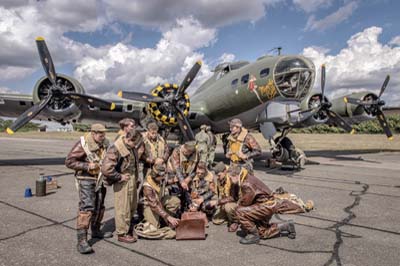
77, 211, 93, 254
278, 220, 296, 239
239, 227, 260, 245
77, 229, 93, 254
118, 234, 137, 243
91, 209, 113, 239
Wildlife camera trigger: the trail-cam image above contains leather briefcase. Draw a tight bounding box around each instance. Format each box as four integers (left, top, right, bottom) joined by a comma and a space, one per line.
176, 212, 207, 240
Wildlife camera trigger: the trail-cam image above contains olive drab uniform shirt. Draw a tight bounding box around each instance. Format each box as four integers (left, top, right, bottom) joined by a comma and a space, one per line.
195, 130, 210, 163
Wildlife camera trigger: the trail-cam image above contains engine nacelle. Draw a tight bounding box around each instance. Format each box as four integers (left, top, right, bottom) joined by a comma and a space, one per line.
32, 74, 84, 122
330, 92, 378, 118
299, 93, 329, 125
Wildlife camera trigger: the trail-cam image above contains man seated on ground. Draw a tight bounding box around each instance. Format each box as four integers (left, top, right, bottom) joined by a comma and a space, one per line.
208, 162, 240, 232
142, 162, 181, 230
188, 161, 214, 217
228, 165, 297, 245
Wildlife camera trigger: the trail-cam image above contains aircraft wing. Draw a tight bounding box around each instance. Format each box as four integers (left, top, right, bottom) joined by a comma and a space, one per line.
0, 93, 45, 119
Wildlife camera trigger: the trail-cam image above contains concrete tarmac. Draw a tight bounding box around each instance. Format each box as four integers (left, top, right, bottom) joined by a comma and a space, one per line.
0, 137, 399, 266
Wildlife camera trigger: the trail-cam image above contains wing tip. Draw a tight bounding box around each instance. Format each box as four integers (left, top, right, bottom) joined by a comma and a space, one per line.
6, 128, 14, 135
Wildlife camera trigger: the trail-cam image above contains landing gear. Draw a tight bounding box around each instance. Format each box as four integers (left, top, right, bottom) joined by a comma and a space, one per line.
269, 129, 305, 170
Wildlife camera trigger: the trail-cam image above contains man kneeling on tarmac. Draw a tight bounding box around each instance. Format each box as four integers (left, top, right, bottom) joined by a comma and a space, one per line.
142, 161, 181, 230
228, 165, 296, 244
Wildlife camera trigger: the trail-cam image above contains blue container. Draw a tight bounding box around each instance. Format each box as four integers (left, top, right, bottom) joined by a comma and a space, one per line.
46, 176, 52, 182
24, 187, 33, 198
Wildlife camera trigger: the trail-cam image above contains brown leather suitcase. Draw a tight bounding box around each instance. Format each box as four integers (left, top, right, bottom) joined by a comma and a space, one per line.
176, 212, 207, 240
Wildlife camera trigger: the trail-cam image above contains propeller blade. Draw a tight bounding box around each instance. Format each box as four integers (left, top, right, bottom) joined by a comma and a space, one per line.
327, 109, 355, 134
65, 92, 116, 111
36, 37, 57, 86
173, 106, 195, 141
376, 109, 393, 139
6, 95, 52, 134
118, 91, 167, 103
378, 75, 390, 98
176, 61, 202, 98
321, 64, 326, 103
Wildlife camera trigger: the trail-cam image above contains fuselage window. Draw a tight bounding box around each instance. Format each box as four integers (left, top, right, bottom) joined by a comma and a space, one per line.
231, 78, 238, 88
127, 104, 133, 111
241, 74, 249, 84
260, 68, 270, 78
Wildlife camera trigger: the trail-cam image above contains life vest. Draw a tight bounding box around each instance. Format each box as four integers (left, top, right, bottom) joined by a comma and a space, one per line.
227, 128, 248, 163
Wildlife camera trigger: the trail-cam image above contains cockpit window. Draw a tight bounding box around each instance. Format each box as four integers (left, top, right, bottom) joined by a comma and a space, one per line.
259, 68, 270, 78
241, 74, 250, 84
274, 58, 314, 100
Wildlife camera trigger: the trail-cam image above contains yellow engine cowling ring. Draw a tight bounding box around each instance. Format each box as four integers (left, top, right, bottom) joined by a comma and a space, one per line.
147, 83, 190, 127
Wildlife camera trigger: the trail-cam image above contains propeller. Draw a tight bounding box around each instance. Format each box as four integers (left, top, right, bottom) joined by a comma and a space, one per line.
6, 37, 115, 134
298, 65, 354, 133
343, 75, 393, 139
120, 61, 203, 141
176, 61, 202, 99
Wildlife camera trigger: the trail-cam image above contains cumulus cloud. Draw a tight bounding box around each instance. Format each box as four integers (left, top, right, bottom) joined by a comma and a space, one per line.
305, 1, 358, 31
293, 0, 333, 13
102, 0, 281, 28
0, 1, 101, 79
389, 36, 400, 46
74, 17, 216, 95
218, 53, 236, 63
303, 27, 400, 105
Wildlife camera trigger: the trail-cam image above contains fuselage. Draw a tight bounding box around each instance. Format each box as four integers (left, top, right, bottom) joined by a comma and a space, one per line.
189, 55, 315, 132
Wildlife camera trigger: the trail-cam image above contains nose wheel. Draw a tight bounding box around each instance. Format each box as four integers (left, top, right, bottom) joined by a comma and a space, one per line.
270, 135, 306, 170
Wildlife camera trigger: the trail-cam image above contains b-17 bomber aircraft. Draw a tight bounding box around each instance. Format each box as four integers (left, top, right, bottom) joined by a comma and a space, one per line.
0, 37, 394, 168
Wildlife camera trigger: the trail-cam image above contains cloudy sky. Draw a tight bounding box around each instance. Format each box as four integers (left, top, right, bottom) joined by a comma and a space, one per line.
1, 0, 400, 105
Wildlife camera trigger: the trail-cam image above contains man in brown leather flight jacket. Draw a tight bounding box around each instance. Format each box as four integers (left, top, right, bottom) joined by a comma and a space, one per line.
65, 123, 112, 255
226, 118, 261, 173
101, 129, 145, 244
142, 162, 181, 229
229, 165, 298, 244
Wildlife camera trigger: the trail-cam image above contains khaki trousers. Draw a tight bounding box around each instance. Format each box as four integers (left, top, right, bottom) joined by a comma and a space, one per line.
143, 195, 181, 228
113, 174, 137, 235
212, 202, 237, 225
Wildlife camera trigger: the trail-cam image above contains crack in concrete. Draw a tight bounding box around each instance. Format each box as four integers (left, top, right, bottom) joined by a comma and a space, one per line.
323, 182, 369, 266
